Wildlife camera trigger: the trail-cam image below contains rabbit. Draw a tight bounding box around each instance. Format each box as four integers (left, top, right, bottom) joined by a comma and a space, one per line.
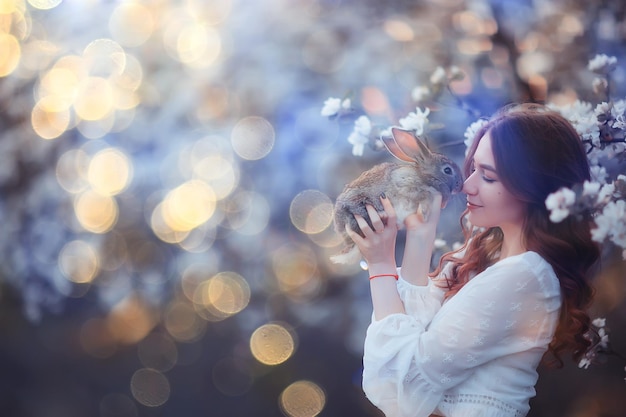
331, 127, 463, 265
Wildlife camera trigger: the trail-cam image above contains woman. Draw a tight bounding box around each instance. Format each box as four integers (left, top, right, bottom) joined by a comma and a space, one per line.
347, 103, 600, 417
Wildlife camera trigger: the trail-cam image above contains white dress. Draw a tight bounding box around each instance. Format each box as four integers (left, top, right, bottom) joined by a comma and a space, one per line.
362, 251, 561, 417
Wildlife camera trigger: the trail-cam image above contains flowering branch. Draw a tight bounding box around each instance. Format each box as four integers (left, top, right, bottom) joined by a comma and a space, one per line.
321, 65, 474, 157
579, 318, 626, 382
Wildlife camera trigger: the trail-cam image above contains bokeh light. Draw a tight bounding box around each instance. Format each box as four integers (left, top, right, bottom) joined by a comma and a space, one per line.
27, 0, 61, 10
130, 368, 170, 407
164, 300, 207, 343
271, 243, 323, 301
384, 19, 414, 42
162, 180, 217, 232
230, 116, 275, 160
58, 240, 100, 284
249, 323, 296, 366
193, 271, 250, 321
107, 295, 157, 345
88, 147, 133, 196
109, 2, 155, 47
74, 190, 119, 233
289, 190, 334, 235
0, 33, 20, 76
279, 380, 326, 417
224, 190, 271, 235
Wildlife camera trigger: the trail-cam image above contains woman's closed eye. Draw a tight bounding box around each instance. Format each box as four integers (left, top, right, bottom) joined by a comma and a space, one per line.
471, 160, 498, 183
481, 173, 497, 183
469, 165, 497, 183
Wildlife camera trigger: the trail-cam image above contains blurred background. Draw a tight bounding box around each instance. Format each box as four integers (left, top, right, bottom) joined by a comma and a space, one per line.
0, 0, 625, 416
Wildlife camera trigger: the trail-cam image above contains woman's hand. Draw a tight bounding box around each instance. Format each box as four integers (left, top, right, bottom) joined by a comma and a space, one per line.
349, 196, 406, 319
404, 193, 443, 238
346, 195, 398, 273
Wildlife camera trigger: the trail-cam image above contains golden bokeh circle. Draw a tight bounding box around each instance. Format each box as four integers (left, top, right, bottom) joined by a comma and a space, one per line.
279, 380, 326, 417
289, 190, 333, 234
249, 323, 295, 366
58, 240, 100, 284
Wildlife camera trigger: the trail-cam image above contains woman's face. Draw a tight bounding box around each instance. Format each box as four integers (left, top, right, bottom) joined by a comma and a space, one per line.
463, 132, 526, 231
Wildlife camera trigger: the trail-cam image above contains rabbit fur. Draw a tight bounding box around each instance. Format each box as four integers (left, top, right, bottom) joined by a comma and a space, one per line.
331, 127, 463, 265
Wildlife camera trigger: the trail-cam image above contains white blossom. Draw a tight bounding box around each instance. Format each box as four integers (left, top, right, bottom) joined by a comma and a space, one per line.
592, 317, 606, 328
577, 117, 601, 147
411, 86, 430, 102
551, 100, 601, 147
578, 357, 592, 369
347, 115, 371, 156
590, 165, 608, 184
591, 199, 626, 246
594, 101, 612, 117
582, 180, 601, 197
399, 107, 430, 135
463, 119, 489, 155
321, 97, 350, 117
598, 328, 610, 348
430, 66, 446, 85
611, 99, 626, 130
545, 187, 576, 223
550, 100, 593, 120
587, 54, 618, 74
597, 182, 615, 204
591, 212, 611, 243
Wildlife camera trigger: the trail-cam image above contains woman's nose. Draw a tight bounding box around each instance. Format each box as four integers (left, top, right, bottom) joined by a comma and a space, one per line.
462, 172, 478, 195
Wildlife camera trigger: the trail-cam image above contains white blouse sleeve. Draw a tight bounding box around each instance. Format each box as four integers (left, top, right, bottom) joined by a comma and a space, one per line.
362, 253, 560, 417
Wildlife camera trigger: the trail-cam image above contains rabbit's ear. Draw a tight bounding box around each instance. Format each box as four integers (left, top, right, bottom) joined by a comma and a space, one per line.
383, 127, 432, 162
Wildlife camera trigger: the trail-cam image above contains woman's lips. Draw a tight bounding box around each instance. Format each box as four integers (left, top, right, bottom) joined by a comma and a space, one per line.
467, 202, 482, 210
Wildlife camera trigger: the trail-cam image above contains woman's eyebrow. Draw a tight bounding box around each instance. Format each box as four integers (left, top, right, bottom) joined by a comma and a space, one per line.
479, 163, 497, 173
473, 159, 498, 173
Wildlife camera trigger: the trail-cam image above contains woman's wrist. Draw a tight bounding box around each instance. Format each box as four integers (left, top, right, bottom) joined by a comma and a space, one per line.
366, 262, 397, 277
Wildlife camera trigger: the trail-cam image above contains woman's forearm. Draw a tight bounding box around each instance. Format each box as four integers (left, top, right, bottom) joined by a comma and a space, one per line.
400, 197, 442, 286
400, 230, 436, 286
367, 262, 406, 320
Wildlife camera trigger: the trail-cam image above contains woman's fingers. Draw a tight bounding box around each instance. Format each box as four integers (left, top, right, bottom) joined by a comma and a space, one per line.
419, 193, 442, 223
346, 196, 398, 241
365, 205, 385, 232
380, 195, 397, 226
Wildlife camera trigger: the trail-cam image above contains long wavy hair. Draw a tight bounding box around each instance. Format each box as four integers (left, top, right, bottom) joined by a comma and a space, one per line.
431, 103, 600, 367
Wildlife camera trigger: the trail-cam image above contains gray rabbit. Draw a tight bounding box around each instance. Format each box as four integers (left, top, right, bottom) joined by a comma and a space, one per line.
331, 127, 463, 264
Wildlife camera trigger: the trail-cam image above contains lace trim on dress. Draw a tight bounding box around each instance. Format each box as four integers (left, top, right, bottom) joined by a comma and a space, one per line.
441, 393, 525, 417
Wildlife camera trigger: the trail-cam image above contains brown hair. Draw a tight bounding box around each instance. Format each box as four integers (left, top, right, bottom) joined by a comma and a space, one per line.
431, 103, 600, 366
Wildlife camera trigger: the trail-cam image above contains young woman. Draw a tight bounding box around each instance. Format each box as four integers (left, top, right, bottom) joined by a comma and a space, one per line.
347, 103, 600, 417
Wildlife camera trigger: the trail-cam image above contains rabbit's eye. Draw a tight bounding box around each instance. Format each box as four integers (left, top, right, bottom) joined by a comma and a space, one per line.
444, 167, 453, 175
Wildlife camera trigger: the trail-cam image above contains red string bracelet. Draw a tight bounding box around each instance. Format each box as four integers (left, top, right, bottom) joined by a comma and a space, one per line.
369, 274, 399, 280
